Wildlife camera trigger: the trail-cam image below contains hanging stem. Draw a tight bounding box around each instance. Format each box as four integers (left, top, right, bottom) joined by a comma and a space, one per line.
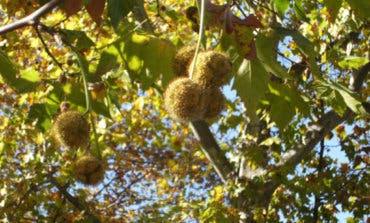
69, 46, 101, 157
74, 51, 91, 115
89, 113, 101, 159
188, 0, 206, 79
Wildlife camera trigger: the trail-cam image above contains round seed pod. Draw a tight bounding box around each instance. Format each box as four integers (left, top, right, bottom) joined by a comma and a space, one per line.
72, 155, 105, 185
173, 45, 197, 76
201, 87, 225, 121
164, 77, 204, 122
53, 110, 90, 149
191, 51, 232, 87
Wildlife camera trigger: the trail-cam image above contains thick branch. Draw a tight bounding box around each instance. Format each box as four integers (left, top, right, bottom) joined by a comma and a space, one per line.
49, 177, 101, 223
0, 0, 62, 35
350, 62, 370, 92
276, 110, 350, 169
132, 0, 234, 184
190, 120, 234, 184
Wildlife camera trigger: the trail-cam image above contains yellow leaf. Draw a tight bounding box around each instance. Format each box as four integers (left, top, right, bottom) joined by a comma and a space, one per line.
36, 133, 44, 145
212, 185, 224, 202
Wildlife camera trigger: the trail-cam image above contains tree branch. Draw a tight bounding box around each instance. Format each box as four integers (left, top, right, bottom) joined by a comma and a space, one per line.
190, 120, 234, 184
49, 177, 101, 223
350, 62, 370, 92
275, 110, 350, 169
276, 60, 369, 169
0, 0, 62, 35
132, 0, 234, 184
34, 24, 64, 72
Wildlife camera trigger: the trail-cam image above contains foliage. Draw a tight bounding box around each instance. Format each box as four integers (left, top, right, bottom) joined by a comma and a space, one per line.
0, 0, 369, 222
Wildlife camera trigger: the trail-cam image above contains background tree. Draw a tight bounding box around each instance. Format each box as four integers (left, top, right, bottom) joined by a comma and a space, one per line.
0, 0, 369, 222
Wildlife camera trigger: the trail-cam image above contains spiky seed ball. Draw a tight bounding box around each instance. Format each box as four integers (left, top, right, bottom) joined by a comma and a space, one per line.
72, 155, 105, 185
53, 110, 90, 149
173, 45, 197, 76
164, 77, 204, 121
191, 51, 232, 87
201, 87, 225, 121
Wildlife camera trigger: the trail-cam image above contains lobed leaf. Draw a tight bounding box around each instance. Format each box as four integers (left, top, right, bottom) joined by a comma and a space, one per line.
316, 79, 367, 116
274, 0, 290, 15
0, 51, 40, 93
268, 82, 310, 129
233, 59, 269, 118
255, 32, 291, 80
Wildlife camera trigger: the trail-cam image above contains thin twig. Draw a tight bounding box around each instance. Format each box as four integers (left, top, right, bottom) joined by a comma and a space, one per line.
313, 137, 325, 222
34, 24, 64, 73
233, 1, 249, 18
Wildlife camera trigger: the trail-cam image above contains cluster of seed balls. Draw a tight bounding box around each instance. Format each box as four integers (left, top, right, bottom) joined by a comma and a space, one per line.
164, 45, 232, 122
51, 102, 105, 186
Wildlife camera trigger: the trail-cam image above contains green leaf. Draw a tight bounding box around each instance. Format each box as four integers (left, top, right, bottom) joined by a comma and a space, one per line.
274, 0, 290, 15
18, 69, 41, 91
108, 0, 135, 29
268, 83, 310, 129
0, 51, 41, 93
60, 29, 95, 50
95, 51, 119, 76
141, 37, 176, 88
219, 32, 246, 74
316, 79, 367, 116
122, 33, 175, 89
27, 103, 58, 132
48, 82, 111, 117
259, 137, 281, 146
345, 0, 370, 20
255, 33, 291, 80
293, 0, 310, 23
338, 56, 369, 69
274, 27, 321, 77
233, 59, 269, 118
323, 0, 343, 22
271, 98, 294, 129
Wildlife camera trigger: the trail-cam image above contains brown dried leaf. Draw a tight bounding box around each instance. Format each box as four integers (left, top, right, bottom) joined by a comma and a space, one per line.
85, 0, 105, 24
64, 0, 83, 16
243, 14, 263, 28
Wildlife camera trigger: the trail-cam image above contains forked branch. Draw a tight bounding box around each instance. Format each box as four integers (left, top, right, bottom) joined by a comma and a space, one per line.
49, 176, 101, 223
0, 0, 62, 35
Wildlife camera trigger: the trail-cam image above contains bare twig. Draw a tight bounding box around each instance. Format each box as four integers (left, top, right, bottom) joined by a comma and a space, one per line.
34, 25, 64, 73
0, 0, 63, 35
313, 138, 325, 222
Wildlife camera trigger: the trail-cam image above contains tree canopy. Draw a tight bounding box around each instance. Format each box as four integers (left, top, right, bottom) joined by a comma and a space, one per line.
0, 0, 369, 222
